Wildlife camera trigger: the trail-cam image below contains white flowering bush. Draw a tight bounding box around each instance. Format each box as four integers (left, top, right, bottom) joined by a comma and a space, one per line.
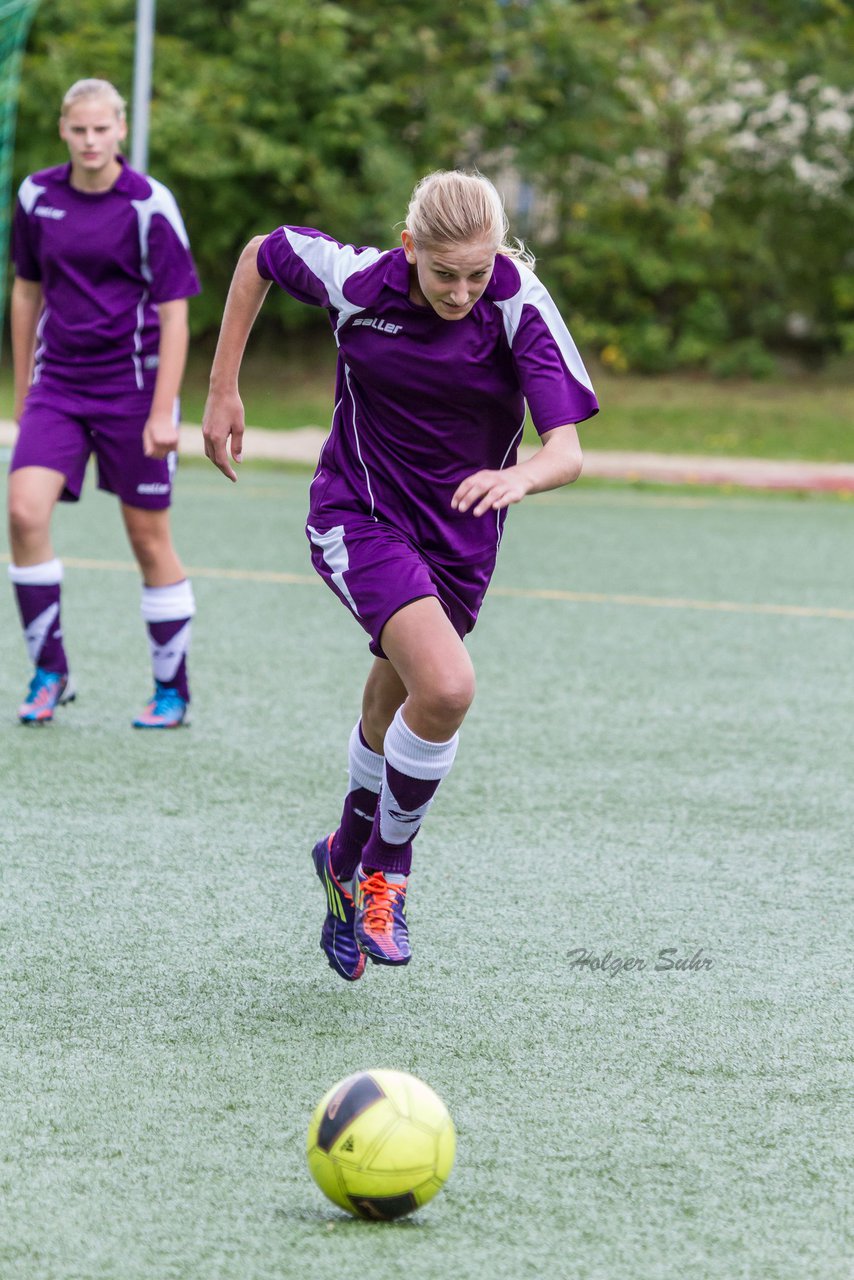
509, 14, 854, 374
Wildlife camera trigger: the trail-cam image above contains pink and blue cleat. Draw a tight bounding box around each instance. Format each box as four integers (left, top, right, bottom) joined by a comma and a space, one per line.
18, 668, 76, 724
312, 834, 366, 982
355, 868, 411, 966
132, 681, 189, 729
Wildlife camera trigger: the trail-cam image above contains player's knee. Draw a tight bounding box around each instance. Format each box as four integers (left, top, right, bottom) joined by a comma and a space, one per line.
421, 665, 476, 728
7, 491, 50, 543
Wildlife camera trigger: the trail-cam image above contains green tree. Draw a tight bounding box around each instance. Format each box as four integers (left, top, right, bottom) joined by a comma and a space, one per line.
10, 0, 854, 369
14, 0, 588, 332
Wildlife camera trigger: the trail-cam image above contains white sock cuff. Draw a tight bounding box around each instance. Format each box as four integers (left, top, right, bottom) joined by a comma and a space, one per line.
348, 721, 384, 792
141, 579, 195, 623
385, 707, 458, 781
8, 558, 63, 586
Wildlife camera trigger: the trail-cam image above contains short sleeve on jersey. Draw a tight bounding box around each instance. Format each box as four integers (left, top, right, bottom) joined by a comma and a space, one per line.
132, 176, 200, 304
12, 194, 42, 281
145, 211, 200, 303
493, 262, 599, 433
511, 302, 599, 431
257, 227, 331, 306
256, 227, 385, 312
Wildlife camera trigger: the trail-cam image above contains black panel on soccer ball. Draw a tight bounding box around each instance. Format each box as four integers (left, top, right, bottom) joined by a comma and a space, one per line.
349, 1192, 419, 1221
317, 1074, 386, 1152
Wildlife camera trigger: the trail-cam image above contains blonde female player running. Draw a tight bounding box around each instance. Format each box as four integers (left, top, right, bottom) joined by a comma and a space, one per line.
203, 171, 598, 976
7, 79, 200, 727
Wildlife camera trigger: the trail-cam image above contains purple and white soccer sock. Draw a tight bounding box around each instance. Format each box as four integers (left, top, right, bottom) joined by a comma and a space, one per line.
331, 721, 384, 883
361, 707, 459, 878
141, 579, 195, 702
9, 558, 69, 675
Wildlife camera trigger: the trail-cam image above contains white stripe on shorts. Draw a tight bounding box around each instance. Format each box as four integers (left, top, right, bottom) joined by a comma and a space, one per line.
307, 524, 360, 617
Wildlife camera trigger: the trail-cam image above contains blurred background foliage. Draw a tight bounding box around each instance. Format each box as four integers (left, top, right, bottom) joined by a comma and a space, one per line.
11, 0, 854, 373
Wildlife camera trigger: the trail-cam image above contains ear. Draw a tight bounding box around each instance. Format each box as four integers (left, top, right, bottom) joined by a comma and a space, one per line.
58, 116, 68, 141
117, 116, 128, 143
401, 229, 417, 265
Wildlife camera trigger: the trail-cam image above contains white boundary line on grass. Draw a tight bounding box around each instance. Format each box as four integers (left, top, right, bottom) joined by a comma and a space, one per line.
3, 553, 853, 622
489, 583, 854, 620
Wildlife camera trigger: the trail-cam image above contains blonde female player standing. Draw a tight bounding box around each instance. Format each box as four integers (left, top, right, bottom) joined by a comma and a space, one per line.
203, 171, 598, 976
7, 79, 200, 727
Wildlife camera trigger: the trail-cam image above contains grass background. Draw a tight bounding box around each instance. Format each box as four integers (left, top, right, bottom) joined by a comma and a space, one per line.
1, 461, 852, 1279
183, 346, 854, 461
1, 345, 853, 461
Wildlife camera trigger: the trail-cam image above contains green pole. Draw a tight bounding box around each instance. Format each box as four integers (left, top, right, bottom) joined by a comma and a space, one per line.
0, 0, 40, 352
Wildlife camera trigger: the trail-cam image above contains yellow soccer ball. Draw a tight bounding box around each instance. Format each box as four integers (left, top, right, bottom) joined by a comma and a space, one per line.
306, 1069, 456, 1220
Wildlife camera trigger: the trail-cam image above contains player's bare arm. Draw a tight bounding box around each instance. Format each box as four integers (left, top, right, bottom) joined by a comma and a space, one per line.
10, 277, 44, 421
202, 236, 271, 482
451, 423, 583, 517
143, 298, 189, 459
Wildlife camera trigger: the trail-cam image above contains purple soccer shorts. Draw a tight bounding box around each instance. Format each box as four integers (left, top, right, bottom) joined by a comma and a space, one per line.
307, 512, 496, 657
10, 380, 177, 509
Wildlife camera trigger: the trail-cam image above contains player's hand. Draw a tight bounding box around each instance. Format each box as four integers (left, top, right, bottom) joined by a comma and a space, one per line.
143, 409, 180, 460
451, 467, 532, 517
202, 390, 245, 483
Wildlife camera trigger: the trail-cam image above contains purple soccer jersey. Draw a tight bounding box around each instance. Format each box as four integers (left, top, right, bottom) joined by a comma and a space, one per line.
11, 158, 200, 505
257, 228, 598, 573
12, 158, 200, 394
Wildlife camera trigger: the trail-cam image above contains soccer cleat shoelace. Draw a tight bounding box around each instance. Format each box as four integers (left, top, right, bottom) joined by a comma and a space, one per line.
356, 870, 410, 965
359, 872, 406, 930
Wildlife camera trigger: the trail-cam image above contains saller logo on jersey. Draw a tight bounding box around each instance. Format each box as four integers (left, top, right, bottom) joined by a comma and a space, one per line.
137, 482, 170, 495
352, 317, 403, 335
35, 206, 67, 220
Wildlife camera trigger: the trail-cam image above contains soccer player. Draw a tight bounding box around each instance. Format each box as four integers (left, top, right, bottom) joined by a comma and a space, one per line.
7, 78, 200, 727
202, 170, 598, 975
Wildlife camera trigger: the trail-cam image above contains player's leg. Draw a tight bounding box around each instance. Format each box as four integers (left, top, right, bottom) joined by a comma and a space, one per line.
330, 658, 407, 879
312, 659, 406, 982
355, 597, 475, 966
7, 389, 90, 723
90, 386, 193, 728
7, 466, 76, 723
121, 503, 195, 728
306, 515, 476, 973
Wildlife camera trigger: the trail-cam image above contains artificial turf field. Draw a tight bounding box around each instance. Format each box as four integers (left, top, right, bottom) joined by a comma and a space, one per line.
1, 461, 851, 1280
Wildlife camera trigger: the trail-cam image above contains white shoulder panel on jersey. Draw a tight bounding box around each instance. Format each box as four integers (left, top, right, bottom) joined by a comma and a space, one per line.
282, 227, 385, 327
131, 176, 191, 283
493, 261, 594, 393
18, 177, 46, 215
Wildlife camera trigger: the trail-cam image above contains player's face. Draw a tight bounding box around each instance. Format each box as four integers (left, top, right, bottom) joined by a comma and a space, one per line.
59, 97, 127, 178
402, 232, 497, 321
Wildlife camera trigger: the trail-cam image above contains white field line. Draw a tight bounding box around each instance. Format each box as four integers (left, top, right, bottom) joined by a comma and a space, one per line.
3, 553, 852, 622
